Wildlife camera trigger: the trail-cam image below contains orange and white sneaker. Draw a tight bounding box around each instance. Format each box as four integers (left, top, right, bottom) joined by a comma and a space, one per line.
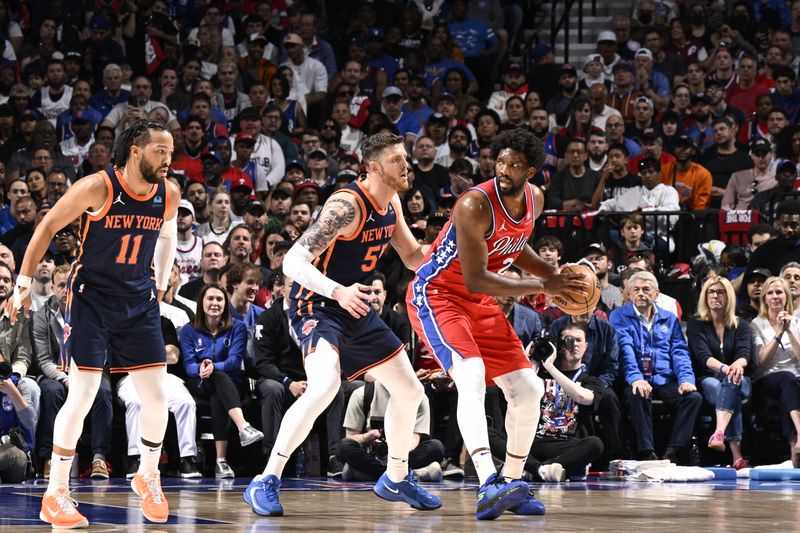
39, 487, 89, 529
131, 471, 169, 523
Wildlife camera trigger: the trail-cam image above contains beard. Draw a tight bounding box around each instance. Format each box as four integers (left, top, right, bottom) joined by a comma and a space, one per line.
497, 177, 526, 197
140, 157, 165, 184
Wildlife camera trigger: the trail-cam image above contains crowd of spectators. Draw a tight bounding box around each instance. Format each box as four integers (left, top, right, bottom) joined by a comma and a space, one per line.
2, 0, 800, 483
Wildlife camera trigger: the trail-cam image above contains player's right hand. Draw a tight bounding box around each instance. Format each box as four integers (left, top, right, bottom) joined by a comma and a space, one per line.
3, 284, 31, 325
541, 271, 589, 298
333, 283, 373, 318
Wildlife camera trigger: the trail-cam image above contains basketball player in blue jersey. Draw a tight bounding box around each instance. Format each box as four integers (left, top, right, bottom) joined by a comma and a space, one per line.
244, 131, 441, 516
4, 119, 180, 528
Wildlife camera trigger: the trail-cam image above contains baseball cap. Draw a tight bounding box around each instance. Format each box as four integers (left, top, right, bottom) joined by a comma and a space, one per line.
307, 148, 328, 160
178, 199, 195, 217
437, 92, 456, 104
635, 48, 653, 61
230, 175, 254, 192
583, 243, 607, 256
409, 224, 426, 240
340, 151, 360, 163
18, 109, 41, 122
584, 54, 603, 71
428, 112, 448, 125
597, 31, 617, 43
249, 33, 268, 45
634, 95, 653, 108
675, 134, 695, 148
235, 131, 257, 144
236, 107, 262, 122
246, 201, 266, 215
750, 138, 771, 154
744, 268, 771, 284
777, 160, 797, 174
336, 168, 359, 182
531, 43, 552, 61
382, 86, 403, 99
201, 151, 224, 165
185, 37, 201, 47
367, 26, 384, 40
270, 187, 291, 199
88, 15, 111, 31
438, 193, 456, 209
507, 62, 524, 73
285, 159, 306, 172
705, 78, 724, 90
560, 63, 577, 76
65, 50, 82, 61
641, 128, 659, 142
283, 33, 303, 46
9, 84, 28, 98
292, 180, 322, 198
612, 62, 635, 75
691, 93, 711, 105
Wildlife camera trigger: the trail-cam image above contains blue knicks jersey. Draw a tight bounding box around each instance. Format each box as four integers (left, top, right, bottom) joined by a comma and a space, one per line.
72, 166, 168, 296
289, 181, 396, 314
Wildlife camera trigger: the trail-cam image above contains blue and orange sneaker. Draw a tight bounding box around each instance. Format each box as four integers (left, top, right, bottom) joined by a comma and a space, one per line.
373, 472, 442, 510
244, 475, 284, 516
508, 487, 546, 515
476, 473, 529, 520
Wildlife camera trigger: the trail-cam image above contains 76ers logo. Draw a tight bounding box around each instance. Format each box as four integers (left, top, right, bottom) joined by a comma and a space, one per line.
301, 319, 318, 336
63, 323, 72, 344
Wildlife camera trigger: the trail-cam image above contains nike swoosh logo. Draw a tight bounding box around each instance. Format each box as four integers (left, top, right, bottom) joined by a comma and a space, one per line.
148, 448, 159, 452
382, 482, 399, 495
194, 348, 204, 352
59, 457, 71, 461
44, 502, 61, 516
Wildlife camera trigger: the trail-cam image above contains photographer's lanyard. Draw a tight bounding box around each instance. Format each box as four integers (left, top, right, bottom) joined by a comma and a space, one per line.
554, 366, 585, 414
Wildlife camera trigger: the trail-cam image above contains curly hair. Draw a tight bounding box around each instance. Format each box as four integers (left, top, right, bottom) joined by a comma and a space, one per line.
113, 119, 169, 168
490, 129, 544, 171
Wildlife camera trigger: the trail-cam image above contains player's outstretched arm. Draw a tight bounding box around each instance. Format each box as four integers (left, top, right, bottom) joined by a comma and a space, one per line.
389, 194, 429, 271
284, 192, 371, 318
456, 190, 586, 298
3, 173, 108, 322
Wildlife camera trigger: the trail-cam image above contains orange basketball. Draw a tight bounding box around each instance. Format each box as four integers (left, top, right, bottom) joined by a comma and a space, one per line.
550, 263, 601, 316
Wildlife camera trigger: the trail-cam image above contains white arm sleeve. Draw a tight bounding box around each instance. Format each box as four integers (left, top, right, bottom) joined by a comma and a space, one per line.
154, 215, 177, 292
283, 244, 339, 299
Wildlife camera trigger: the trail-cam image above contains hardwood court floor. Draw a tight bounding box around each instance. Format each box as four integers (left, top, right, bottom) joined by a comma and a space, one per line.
1, 476, 798, 532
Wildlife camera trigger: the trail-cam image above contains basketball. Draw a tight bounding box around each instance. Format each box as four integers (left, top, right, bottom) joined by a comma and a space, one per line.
550, 263, 601, 316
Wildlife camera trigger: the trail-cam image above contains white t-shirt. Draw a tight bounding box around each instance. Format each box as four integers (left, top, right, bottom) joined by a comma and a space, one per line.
176, 233, 203, 286
280, 56, 328, 94
230, 133, 285, 191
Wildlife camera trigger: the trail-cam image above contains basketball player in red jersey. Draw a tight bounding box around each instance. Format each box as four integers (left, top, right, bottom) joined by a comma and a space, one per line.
407, 129, 587, 520
4, 119, 179, 528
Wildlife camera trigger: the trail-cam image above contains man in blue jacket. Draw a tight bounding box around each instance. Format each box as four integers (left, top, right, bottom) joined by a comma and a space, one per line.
609, 271, 701, 463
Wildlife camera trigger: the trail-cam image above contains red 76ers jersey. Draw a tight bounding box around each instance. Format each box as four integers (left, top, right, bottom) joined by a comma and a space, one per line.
414, 179, 536, 302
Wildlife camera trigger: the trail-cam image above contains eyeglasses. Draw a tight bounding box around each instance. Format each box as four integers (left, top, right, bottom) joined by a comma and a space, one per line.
707, 289, 726, 297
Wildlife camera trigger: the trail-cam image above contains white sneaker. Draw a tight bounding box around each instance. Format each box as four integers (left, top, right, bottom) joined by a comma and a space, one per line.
239, 425, 264, 447
413, 461, 443, 482
538, 463, 566, 482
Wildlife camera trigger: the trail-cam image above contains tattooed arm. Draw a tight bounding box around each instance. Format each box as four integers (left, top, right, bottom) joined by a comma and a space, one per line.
283, 192, 373, 317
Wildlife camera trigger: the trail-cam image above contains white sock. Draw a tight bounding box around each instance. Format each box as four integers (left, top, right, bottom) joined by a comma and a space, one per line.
387, 456, 409, 483
138, 438, 162, 474
502, 454, 526, 480
47, 452, 74, 494
472, 449, 498, 484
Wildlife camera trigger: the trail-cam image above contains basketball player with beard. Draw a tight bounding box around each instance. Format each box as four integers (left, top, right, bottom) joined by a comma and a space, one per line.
407, 129, 587, 520
4, 119, 180, 528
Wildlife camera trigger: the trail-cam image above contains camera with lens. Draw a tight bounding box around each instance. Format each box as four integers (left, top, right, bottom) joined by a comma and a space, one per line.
529, 333, 578, 363
369, 416, 388, 457
0, 361, 13, 380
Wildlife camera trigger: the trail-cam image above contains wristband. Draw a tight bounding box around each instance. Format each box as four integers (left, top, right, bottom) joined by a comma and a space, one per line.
10, 283, 31, 314
15, 275, 31, 289
720, 364, 728, 374
282, 376, 293, 389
